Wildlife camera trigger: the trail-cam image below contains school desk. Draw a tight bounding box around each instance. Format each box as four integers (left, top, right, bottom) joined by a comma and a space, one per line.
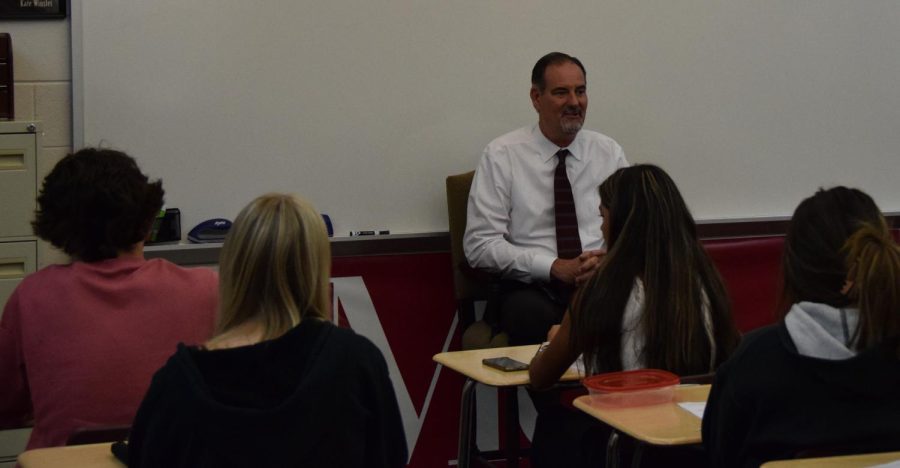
433, 344, 583, 468
17, 443, 122, 468
761, 450, 900, 467
572, 384, 710, 468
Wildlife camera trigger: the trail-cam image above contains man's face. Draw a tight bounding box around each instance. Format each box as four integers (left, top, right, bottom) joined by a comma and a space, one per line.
531, 61, 587, 146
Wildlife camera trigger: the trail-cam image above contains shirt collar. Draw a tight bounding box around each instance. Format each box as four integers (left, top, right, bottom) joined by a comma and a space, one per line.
532, 124, 584, 164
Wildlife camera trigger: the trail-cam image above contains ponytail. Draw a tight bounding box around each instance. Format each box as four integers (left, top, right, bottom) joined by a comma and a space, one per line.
842, 221, 900, 354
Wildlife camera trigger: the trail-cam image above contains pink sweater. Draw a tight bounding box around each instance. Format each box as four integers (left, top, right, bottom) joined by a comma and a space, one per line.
0, 257, 218, 450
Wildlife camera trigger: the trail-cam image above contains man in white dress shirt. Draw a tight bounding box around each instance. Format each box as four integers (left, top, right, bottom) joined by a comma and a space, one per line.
464, 52, 628, 345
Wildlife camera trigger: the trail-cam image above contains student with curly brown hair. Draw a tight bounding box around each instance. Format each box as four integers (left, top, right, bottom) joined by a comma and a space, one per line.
0, 148, 218, 450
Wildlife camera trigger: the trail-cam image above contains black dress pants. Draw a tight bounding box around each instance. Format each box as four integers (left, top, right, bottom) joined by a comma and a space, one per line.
498, 280, 573, 345
530, 391, 611, 468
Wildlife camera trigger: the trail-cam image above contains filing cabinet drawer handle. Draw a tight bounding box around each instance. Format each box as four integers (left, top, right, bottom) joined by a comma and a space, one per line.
0, 257, 26, 279
0, 152, 25, 170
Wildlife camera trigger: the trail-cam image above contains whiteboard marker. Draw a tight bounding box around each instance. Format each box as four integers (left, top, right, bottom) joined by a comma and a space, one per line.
349, 230, 390, 236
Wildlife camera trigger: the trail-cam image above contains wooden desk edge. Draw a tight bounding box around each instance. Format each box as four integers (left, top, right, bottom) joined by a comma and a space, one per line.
761, 450, 900, 467
18, 442, 123, 467
433, 345, 582, 387
572, 397, 699, 446
572, 385, 710, 446
433, 345, 537, 387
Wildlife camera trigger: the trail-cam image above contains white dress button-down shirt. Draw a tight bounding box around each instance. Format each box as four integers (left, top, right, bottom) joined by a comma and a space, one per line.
464, 124, 628, 283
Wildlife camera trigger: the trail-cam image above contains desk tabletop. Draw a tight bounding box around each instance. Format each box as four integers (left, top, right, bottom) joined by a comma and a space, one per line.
761, 451, 900, 467
433, 344, 583, 387
18, 443, 123, 468
573, 384, 710, 446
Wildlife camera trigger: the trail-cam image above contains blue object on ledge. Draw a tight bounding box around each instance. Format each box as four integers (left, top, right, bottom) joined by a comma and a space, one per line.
187, 218, 232, 243
322, 214, 333, 237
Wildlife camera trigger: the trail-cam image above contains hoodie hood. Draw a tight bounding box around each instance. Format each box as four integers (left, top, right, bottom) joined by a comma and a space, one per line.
784, 301, 859, 360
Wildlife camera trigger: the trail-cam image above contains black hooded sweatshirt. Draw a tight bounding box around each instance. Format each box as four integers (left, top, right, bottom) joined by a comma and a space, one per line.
127, 318, 408, 468
703, 320, 900, 467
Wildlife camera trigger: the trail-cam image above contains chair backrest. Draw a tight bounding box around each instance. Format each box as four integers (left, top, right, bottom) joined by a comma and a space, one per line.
446, 171, 490, 302
704, 236, 785, 333
680, 372, 715, 385
66, 424, 131, 446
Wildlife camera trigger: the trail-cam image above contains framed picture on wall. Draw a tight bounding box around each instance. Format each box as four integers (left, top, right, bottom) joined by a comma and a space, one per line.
0, 0, 66, 19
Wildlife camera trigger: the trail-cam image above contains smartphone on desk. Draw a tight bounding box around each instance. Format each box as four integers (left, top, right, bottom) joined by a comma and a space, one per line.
482, 356, 529, 372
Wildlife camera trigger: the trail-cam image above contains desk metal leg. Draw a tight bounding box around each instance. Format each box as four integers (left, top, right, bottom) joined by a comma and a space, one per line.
631, 441, 644, 468
501, 386, 520, 468
606, 430, 620, 468
458, 378, 477, 468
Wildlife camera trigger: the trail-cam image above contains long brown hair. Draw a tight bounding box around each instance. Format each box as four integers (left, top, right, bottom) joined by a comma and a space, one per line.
571, 165, 739, 376
781, 187, 900, 353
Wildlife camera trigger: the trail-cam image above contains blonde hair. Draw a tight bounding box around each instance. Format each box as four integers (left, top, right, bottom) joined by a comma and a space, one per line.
216, 193, 331, 341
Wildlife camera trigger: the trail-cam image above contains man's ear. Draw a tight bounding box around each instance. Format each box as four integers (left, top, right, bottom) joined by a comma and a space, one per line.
530, 86, 541, 112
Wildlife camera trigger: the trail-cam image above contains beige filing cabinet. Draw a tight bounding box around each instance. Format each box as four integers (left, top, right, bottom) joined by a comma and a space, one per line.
0, 121, 40, 467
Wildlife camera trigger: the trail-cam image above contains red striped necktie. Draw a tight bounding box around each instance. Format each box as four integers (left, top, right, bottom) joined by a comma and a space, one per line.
554, 149, 582, 260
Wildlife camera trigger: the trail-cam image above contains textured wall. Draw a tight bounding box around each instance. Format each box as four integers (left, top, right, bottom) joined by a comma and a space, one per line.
0, 20, 71, 267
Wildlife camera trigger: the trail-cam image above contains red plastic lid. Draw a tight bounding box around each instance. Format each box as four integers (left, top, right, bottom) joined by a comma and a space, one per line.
583, 369, 680, 392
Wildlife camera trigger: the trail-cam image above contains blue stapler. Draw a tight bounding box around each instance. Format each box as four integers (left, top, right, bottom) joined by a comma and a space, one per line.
188, 218, 232, 243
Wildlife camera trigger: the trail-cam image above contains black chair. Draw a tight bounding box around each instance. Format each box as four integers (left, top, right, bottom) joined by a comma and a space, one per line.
445, 170, 507, 350
680, 372, 715, 386
448, 171, 529, 467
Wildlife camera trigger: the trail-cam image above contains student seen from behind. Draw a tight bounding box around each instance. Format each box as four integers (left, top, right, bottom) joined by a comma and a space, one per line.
703, 186, 900, 466
528, 164, 740, 467
0, 148, 218, 449
127, 193, 408, 467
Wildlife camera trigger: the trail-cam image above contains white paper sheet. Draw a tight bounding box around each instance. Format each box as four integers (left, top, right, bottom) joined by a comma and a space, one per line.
867, 461, 900, 468
678, 402, 706, 419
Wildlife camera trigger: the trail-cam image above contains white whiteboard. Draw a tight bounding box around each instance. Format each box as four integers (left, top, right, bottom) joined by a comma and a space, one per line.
73, 1, 900, 236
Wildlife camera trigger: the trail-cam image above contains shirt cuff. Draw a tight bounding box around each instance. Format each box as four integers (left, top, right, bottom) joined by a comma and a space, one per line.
531, 254, 555, 282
